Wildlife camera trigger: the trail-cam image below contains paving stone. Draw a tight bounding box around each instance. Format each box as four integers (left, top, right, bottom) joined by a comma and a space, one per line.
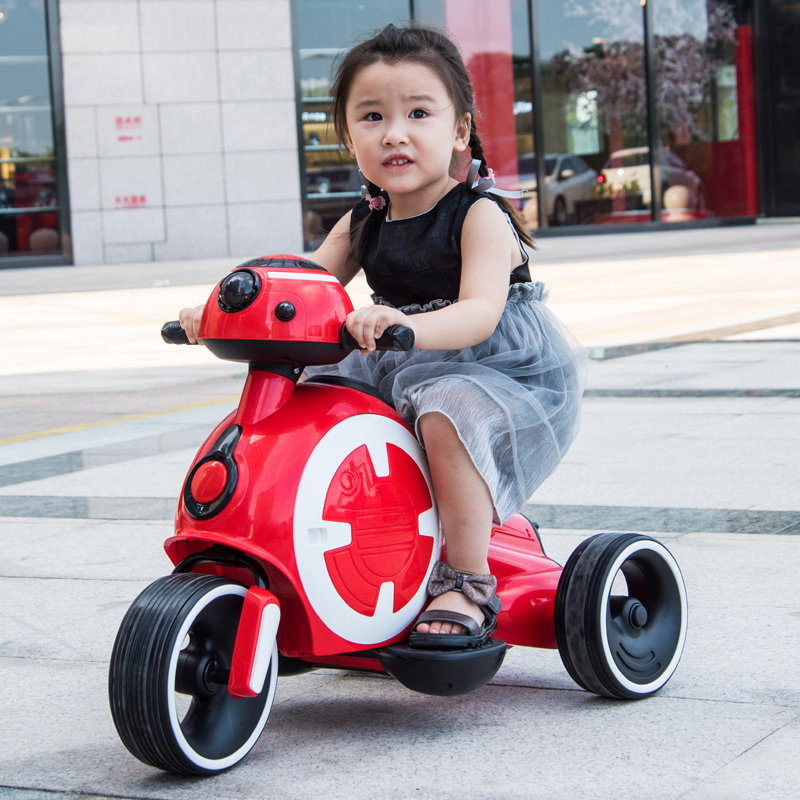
1, 230, 798, 797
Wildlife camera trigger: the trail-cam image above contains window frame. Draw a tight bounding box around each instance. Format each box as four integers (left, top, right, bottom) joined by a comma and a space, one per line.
0, 0, 72, 269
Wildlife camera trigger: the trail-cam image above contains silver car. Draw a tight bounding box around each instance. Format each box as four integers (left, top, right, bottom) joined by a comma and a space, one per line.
600, 147, 705, 209
496, 153, 598, 227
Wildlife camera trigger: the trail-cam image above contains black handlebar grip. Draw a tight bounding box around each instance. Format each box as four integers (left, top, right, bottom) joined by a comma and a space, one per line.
161, 320, 195, 345
340, 324, 415, 352
380, 325, 415, 351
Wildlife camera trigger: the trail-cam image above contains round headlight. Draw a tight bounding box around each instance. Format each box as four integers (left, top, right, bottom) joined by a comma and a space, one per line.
218, 269, 260, 313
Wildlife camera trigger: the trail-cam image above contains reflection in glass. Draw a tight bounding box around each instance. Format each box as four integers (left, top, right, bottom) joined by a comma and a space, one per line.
418, 1, 535, 221
293, 0, 759, 240
296, 0, 533, 249
652, 0, 757, 220
297, 0, 409, 248
0, 0, 60, 259
536, 0, 651, 226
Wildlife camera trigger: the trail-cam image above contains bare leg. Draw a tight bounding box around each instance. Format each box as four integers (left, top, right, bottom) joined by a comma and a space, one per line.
415, 412, 494, 635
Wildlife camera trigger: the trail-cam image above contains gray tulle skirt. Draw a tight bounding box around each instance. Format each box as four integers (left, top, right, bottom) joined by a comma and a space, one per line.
305, 282, 588, 522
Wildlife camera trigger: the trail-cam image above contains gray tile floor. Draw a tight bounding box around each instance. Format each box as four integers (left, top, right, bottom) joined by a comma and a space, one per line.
1, 341, 799, 799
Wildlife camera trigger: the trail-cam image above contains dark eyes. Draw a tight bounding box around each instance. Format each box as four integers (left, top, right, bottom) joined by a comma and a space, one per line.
362, 109, 428, 121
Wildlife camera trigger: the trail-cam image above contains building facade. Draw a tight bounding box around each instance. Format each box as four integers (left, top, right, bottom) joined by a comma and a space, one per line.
0, 0, 797, 268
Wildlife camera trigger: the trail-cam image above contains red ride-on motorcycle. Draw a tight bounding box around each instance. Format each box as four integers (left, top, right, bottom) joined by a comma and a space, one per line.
108, 255, 688, 775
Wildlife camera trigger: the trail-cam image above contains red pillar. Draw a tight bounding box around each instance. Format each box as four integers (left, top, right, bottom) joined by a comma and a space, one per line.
444, 0, 519, 177
735, 24, 759, 216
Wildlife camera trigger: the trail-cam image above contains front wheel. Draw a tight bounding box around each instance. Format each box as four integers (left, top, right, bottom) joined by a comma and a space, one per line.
109, 573, 278, 774
555, 533, 687, 699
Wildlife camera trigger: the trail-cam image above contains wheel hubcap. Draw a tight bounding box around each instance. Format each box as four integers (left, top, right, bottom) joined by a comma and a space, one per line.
604, 547, 684, 685
610, 597, 648, 630
629, 601, 648, 629
176, 649, 226, 697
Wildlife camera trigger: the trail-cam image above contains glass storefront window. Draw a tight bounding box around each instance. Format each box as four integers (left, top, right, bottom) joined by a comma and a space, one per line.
536, 0, 651, 227
296, 0, 534, 248
417, 0, 535, 222
652, 0, 758, 220
296, 0, 410, 248
0, 0, 63, 260
294, 0, 759, 242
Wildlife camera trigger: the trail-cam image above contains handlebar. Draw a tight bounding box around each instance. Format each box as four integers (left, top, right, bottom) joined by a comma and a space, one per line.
161, 320, 195, 345
161, 320, 414, 353
160, 320, 415, 352
339, 324, 415, 353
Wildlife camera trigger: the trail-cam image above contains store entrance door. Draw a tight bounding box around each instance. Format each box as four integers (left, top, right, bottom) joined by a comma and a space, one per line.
765, 0, 800, 217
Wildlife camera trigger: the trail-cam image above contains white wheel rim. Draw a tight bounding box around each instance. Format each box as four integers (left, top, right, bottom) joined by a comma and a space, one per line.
166, 584, 278, 770
598, 540, 688, 694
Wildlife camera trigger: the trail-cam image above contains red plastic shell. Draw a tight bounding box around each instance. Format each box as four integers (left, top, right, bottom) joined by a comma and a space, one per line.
229, 587, 281, 698
490, 525, 560, 649
166, 376, 561, 656
165, 255, 562, 662
166, 380, 430, 659
199, 265, 353, 347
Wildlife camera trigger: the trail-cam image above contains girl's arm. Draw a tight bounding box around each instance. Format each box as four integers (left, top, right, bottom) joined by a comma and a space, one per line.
179, 211, 358, 343
346, 199, 518, 352
307, 210, 360, 285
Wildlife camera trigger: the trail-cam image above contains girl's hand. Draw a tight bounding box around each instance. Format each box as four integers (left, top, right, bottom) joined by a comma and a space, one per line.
179, 305, 204, 345
346, 304, 415, 353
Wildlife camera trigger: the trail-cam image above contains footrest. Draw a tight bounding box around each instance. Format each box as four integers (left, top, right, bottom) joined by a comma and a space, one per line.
377, 639, 507, 697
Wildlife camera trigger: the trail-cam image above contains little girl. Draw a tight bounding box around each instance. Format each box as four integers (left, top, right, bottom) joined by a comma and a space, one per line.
180, 23, 586, 650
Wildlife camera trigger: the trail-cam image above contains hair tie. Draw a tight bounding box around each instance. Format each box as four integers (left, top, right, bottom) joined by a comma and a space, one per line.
466, 159, 524, 199
359, 170, 386, 211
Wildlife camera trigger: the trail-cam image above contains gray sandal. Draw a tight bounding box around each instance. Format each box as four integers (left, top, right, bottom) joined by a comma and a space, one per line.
408, 561, 502, 650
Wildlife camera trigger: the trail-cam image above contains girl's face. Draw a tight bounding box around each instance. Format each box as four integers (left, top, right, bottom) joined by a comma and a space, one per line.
344, 60, 470, 217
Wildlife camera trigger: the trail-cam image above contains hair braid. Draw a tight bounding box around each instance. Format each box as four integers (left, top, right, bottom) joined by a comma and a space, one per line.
468, 119, 490, 178
468, 119, 535, 248
346, 176, 384, 273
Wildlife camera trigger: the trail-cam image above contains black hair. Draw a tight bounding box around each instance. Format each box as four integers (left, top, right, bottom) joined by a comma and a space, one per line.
330, 23, 535, 269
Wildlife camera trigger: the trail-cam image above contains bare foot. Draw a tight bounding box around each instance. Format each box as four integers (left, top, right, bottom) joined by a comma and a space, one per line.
414, 589, 485, 635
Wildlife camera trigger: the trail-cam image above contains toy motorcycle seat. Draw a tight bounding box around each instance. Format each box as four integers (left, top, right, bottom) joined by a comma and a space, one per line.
304, 374, 391, 406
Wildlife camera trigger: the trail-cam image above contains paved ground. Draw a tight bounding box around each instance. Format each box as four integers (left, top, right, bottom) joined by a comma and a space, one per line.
1, 224, 799, 799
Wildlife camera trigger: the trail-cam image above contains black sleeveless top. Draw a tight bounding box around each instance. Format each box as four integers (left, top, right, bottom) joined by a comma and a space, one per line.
351, 184, 531, 308
351, 184, 494, 308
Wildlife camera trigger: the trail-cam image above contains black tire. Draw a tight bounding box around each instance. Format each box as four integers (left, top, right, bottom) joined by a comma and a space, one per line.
109, 574, 277, 774
555, 533, 687, 699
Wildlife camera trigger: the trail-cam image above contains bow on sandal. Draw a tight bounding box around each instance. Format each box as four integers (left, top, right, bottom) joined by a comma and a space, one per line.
408, 561, 502, 650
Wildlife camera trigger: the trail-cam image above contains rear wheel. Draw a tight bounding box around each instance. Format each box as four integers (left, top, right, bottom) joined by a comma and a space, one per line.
555, 533, 687, 699
109, 573, 277, 774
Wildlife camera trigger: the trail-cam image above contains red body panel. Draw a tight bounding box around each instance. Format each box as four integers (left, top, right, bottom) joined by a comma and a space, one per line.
165, 255, 561, 665
490, 530, 560, 649
229, 587, 281, 698
166, 381, 434, 658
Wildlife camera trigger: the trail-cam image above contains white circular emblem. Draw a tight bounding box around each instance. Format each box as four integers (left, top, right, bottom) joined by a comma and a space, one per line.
293, 414, 440, 645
